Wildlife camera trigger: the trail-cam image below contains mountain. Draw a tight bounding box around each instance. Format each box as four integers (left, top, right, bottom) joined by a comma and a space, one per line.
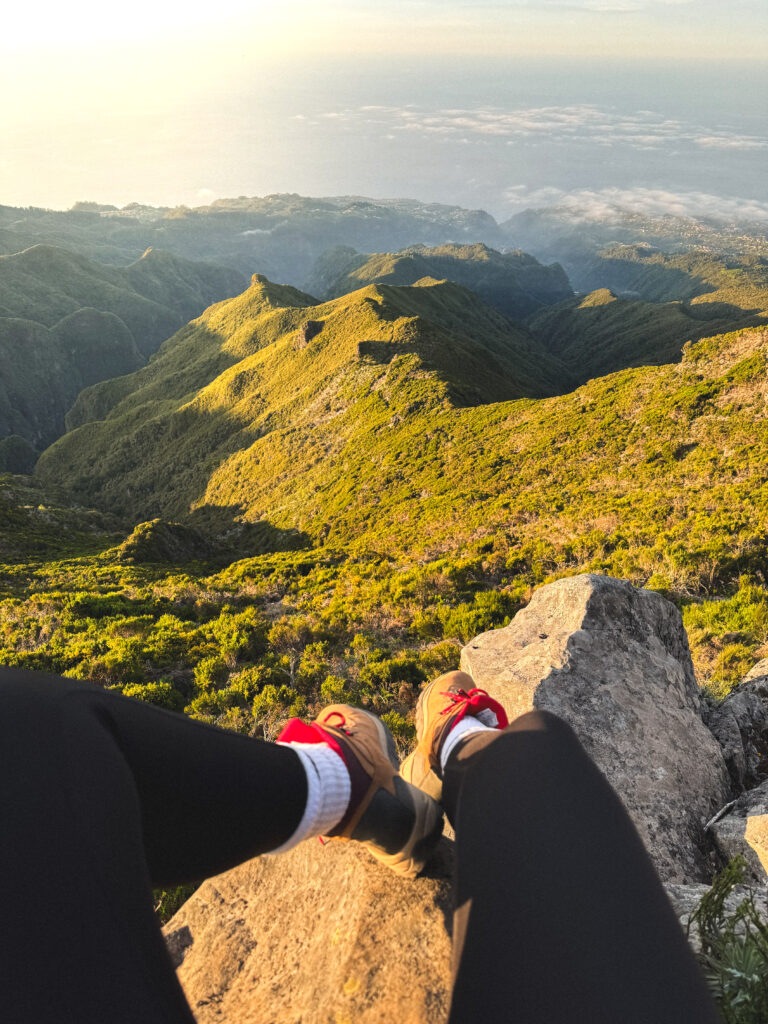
35, 264, 768, 590
0, 245, 246, 453
36, 273, 571, 522
0, 196, 507, 287
501, 205, 768, 276
570, 245, 768, 307
528, 285, 765, 383
0, 244, 246, 357
0, 310, 143, 456
306, 243, 573, 321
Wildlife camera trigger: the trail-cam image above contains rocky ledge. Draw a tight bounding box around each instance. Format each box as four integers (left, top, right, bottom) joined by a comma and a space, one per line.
165, 574, 768, 1022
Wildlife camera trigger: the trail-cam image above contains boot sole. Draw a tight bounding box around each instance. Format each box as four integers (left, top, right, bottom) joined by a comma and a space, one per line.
358, 708, 443, 879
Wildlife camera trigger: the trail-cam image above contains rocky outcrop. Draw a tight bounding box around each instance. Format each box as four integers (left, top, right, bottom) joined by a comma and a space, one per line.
165, 839, 454, 1024
665, 882, 768, 953
705, 671, 768, 790
709, 780, 768, 883
460, 574, 731, 882
163, 574, 751, 1021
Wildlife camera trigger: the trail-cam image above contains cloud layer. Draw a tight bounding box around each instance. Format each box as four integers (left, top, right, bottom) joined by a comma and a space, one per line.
503, 185, 768, 224
343, 102, 768, 154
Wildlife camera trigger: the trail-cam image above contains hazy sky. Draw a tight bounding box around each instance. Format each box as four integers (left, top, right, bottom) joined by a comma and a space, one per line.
2, 0, 766, 214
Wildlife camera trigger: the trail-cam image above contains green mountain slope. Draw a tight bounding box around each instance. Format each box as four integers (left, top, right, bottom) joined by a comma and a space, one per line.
528, 286, 765, 382
0, 310, 144, 453
0, 244, 246, 452
33, 266, 768, 600
36, 274, 571, 519
0, 244, 246, 357
572, 245, 768, 309
306, 243, 572, 321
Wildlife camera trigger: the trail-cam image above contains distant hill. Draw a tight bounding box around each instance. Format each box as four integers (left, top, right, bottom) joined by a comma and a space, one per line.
0, 196, 507, 288
306, 243, 573, 321
529, 285, 766, 383
0, 245, 246, 452
501, 205, 768, 278
37, 273, 571, 521
0, 310, 143, 454
571, 245, 768, 308
0, 244, 246, 357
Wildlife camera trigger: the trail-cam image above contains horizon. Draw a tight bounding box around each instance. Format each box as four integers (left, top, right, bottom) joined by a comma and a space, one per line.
2, 3, 767, 220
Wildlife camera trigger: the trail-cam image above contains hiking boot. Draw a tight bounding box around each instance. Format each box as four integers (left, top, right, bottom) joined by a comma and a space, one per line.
400, 670, 509, 801
278, 704, 444, 878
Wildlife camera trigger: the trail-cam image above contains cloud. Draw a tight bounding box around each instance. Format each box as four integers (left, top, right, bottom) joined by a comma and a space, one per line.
348, 102, 768, 155
502, 185, 768, 224
696, 135, 768, 151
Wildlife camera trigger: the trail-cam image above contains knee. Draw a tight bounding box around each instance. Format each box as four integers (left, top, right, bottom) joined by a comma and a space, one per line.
0, 668, 84, 729
508, 707, 583, 749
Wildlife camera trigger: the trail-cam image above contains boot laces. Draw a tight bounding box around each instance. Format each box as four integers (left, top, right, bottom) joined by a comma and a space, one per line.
320, 709, 354, 735
439, 688, 509, 729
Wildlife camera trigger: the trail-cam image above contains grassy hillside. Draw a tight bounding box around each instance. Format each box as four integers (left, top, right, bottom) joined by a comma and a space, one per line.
0, 244, 246, 452
0, 310, 144, 454
37, 275, 569, 519
572, 245, 768, 308
528, 286, 766, 383
306, 242, 573, 321
0, 318, 764, 728
0, 244, 246, 357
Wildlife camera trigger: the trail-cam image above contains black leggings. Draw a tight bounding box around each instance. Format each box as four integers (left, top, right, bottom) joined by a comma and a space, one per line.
0, 668, 720, 1023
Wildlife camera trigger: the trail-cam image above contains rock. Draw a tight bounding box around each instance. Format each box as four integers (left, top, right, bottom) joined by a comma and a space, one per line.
460, 574, 730, 882
165, 925, 194, 969
710, 780, 768, 883
705, 680, 768, 790
744, 659, 768, 683
292, 319, 323, 350
665, 882, 768, 953
163, 838, 454, 1024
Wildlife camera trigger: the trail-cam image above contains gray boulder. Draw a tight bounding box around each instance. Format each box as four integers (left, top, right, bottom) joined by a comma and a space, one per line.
709, 779, 768, 884
461, 574, 731, 882
705, 677, 768, 790
665, 882, 768, 953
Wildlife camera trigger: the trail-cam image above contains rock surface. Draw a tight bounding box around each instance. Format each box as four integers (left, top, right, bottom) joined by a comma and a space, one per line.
710, 779, 768, 883
705, 671, 768, 790
665, 883, 768, 953
460, 574, 731, 882
164, 839, 454, 1024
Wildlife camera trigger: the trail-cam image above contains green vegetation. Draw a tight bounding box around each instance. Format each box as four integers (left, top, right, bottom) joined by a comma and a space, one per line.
690, 858, 768, 1023
306, 242, 573, 320
2, 232, 768, 1007
0, 245, 245, 448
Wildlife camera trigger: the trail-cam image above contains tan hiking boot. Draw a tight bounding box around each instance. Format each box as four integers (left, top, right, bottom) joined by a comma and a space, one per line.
279, 704, 444, 878
400, 671, 508, 801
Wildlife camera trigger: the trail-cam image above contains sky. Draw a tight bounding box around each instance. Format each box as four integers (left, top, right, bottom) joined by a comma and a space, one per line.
1, 0, 767, 217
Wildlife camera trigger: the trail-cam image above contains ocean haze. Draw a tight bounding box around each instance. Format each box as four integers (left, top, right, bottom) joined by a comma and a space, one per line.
2, 56, 766, 222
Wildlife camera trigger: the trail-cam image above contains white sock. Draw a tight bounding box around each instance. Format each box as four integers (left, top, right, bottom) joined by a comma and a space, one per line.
439, 709, 499, 773
270, 742, 352, 853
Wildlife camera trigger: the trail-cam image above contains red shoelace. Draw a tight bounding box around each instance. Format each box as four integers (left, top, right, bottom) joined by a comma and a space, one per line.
439, 688, 509, 730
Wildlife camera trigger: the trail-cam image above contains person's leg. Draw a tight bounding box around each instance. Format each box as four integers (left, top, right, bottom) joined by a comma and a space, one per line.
0, 668, 442, 1023
443, 709, 722, 1024
0, 667, 308, 1024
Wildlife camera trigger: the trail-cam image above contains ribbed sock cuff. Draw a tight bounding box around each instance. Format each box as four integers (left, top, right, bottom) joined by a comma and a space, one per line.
439, 710, 498, 773
270, 742, 352, 853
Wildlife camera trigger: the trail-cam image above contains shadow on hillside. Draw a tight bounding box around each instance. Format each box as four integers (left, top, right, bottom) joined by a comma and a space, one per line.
681, 300, 764, 323
572, 257, 714, 303
187, 503, 312, 560
530, 298, 765, 386
112, 505, 311, 567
